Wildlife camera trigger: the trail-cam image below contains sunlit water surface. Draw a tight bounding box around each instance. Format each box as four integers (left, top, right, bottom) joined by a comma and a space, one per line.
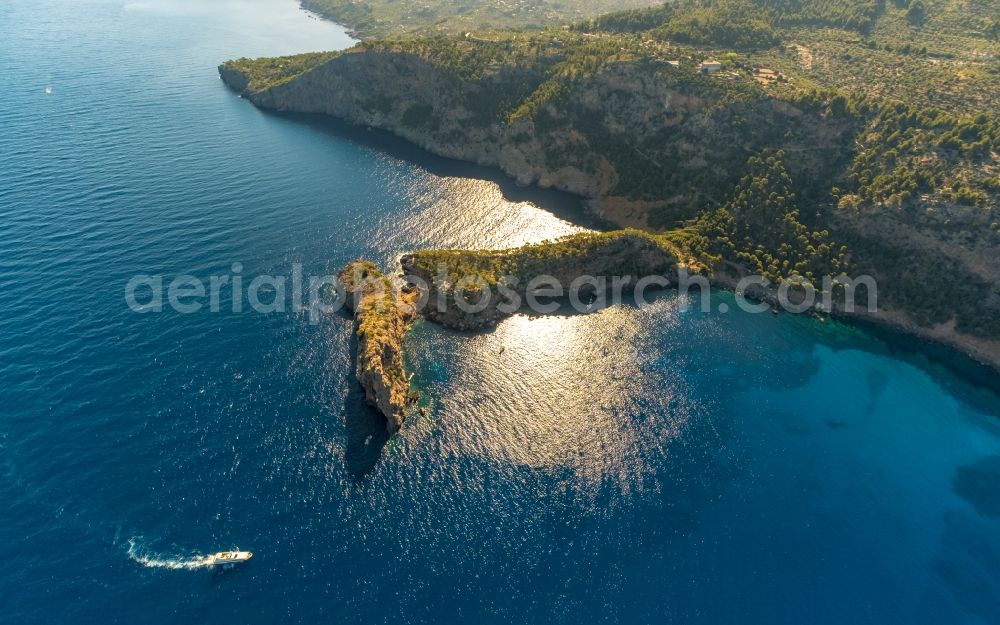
1, 1, 999, 623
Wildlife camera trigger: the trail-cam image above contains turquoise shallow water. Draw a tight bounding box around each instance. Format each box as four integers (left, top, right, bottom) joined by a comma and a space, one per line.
1, 1, 999, 623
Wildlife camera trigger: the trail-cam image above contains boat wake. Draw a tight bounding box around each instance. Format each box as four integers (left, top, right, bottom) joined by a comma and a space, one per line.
126, 538, 215, 570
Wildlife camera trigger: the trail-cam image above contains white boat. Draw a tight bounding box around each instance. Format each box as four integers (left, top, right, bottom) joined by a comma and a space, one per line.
210, 549, 253, 568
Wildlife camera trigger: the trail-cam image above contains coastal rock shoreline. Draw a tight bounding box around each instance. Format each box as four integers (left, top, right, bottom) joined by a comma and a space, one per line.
338, 260, 419, 433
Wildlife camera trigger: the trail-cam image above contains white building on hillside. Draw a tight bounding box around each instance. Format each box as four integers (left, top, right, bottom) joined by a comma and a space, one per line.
699, 59, 723, 74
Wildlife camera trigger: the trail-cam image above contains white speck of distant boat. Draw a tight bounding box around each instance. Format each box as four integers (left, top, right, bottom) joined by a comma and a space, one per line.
45, 86, 52, 95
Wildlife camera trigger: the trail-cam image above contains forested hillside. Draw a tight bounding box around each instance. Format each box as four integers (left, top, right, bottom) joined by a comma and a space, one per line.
577, 0, 1000, 113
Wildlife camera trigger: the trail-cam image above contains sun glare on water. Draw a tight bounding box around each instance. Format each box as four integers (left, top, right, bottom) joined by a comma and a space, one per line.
385, 176, 588, 251
415, 301, 696, 492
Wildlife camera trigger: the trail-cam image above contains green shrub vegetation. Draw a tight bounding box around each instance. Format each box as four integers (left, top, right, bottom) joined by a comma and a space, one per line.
405, 229, 690, 287
220, 52, 340, 92
579, 0, 882, 35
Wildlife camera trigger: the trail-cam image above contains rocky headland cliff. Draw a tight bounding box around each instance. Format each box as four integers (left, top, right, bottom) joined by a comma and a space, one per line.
218, 39, 855, 227
338, 260, 419, 433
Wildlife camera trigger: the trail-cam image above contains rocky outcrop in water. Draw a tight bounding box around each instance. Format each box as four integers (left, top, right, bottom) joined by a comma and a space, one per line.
338, 260, 418, 434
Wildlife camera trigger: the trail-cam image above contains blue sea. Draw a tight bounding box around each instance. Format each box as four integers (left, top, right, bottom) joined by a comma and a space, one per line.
2, 1, 999, 623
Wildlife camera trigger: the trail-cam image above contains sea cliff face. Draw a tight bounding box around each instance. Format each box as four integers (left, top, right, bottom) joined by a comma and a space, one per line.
225, 49, 605, 200
218, 43, 854, 229
217, 65, 249, 94
338, 260, 417, 433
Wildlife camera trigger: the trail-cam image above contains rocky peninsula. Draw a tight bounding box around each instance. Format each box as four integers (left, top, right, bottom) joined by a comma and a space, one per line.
338, 260, 419, 433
